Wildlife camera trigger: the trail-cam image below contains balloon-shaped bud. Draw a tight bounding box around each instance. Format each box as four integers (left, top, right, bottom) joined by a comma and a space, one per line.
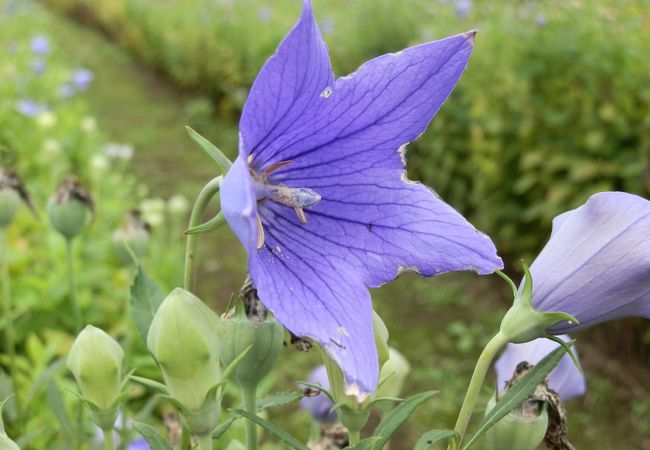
67, 326, 124, 419
112, 210, 151, 264
220, 281, 284, 390
147, 288, 221, 413
0, 432, 21, 450
376, 347, 410, 399
484, 396, 549, 450
48, 176, 93, 240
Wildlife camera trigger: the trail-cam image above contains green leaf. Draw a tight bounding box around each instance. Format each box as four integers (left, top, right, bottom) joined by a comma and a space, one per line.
186, 126, 232, 174
212, 415, 239, 439
133, 421, 174, 450
461, 344, 570, 450
130, 266, 165, 342
371, 391, 437, 450
257, 389, 305, 412
129, 375, 169, 394
347, 437, 382, 449
46, 381, 73, 438
232, 408, 309, 450
414, 430, 459, 450
26, 357, 66, 405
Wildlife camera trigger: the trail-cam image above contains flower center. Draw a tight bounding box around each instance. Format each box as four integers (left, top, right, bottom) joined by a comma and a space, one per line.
248, 158, 321, 248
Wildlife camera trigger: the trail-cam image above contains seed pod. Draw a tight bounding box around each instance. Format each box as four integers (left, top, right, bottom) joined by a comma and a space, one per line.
48, 176, 93, 240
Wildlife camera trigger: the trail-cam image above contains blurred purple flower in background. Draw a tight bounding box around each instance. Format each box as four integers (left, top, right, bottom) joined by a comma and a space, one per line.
127, 438, 150, 450
30, 35, 50, 55
258, 7, 272, 23
16, 100, 47, 117
31, 58, 46, 75
455, 0, 472, 18
300, 365, 337, 423
495, 335, 586, 401
528, 192, 650, 333
220, 0, 502, 395
59, 83, 76, 99
72, 68, 93, 90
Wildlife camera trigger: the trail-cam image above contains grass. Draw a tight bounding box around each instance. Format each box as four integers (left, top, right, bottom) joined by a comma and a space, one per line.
40, 4, 650, 449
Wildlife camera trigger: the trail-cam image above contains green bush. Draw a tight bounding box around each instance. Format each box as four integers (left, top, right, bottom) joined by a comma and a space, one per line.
42, 0, 650, 262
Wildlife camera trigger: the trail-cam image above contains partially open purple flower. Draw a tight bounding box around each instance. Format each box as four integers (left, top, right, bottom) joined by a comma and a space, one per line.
494, 335, 586, 401
300, 365, 337, 423
220, 0, 502, 395
529, 192, 650, 333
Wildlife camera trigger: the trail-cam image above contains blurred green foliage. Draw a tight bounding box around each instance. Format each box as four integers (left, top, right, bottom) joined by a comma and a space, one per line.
42, 0, 650, 262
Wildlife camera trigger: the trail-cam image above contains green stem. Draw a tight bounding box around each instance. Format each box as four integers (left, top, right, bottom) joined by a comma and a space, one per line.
1, 229, 20, 416
451, 332, 508, 450
183, 176, 222, 292
66, 238, 82, 332
180, 425, 190, 450
242, 385, 258, 450
103, 429, 116, 450
197, 434, 214, 450
348, 429, 361, 445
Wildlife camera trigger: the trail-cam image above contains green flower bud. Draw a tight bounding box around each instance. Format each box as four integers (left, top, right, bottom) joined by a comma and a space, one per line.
112, 210, 151, 264
484, 396, 549, 450
147, 288, 221, 413
220, 299, 284, 390
67, 326, 124, 412
0, 432, 20, 450
48, 177, 93, 241
0, 189, 20, 229
376, 347, 410, 399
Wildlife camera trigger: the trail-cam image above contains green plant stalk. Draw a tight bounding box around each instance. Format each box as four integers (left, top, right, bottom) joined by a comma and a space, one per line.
242, 386, 258, 450
348, 429, 361, 445
197, 434, 213, 450
103, 429, 116, 450
66, 238, 82, 332
183, 176, 222, 292
1, 229, 21, 416
450, 332, 508, 450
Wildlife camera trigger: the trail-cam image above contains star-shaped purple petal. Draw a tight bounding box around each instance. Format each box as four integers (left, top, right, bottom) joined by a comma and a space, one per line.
221, 0, 502, 395
529, 192, 650, 333
494, 335, 586, 401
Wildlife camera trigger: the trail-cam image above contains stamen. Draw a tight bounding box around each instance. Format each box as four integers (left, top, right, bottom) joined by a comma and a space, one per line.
262, 160, 293, 177
295, 208, 307, 224
256, 214, 265, 249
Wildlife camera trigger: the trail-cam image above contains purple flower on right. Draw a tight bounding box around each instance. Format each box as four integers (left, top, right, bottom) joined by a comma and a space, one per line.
528, 191, 650, 332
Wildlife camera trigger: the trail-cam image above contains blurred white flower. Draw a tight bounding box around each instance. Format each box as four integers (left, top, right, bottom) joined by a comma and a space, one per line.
103, 143, 134, 160
140, 198, 166, 227
36, 111, 57, 128
81, 116, 97, 133
42, 138, 62, 156
168, 194, 190, 216
90, 154, 110, 176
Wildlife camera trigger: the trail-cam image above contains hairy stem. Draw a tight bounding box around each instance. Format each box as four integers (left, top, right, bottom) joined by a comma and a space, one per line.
184, 176, 222, 292
450, 332, 507, 449
242, 385, 258, 450
1, 229, 20, 416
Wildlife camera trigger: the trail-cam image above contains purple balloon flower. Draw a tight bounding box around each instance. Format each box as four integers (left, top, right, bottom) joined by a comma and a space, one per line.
220, 0, 502, 395
72, 68, 93, 90
528, 192, 650, 333
494, 335, 586, 401
300, 365, 337, 423
31, 35, 50, 55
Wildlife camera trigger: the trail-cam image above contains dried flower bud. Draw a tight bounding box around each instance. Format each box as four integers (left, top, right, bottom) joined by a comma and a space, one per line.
0, 169, 34, 228
112, 210, 151, 264
48, 176, 93, 240
147, 288, 221, 412
484, 396, 549, 450
67, 326, 124, 412
219, 281, 284, 390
